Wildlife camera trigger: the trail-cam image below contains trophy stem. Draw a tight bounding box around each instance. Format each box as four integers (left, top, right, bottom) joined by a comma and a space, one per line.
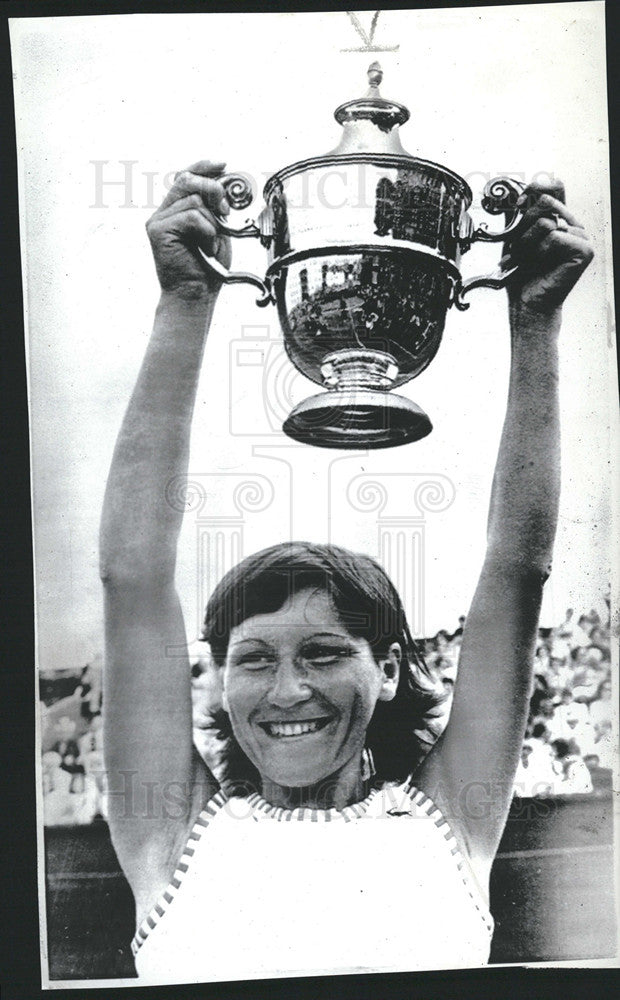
320, 349, 399, 391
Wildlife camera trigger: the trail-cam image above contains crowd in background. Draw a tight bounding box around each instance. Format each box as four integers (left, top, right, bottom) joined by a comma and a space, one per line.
40, 663, 107, 826
40, 596, 615, 826
425, 598, 614, 799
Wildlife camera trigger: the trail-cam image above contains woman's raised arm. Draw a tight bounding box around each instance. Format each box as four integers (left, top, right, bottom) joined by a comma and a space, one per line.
416, 181, 594, 892
100, 162, 231, 919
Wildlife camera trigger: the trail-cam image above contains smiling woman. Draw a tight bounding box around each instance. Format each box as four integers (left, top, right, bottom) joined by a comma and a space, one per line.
99, 162, 594, 983
203, 542, 439, 804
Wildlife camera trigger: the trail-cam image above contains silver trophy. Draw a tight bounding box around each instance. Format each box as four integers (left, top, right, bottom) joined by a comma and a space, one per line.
201, 64, 525, 448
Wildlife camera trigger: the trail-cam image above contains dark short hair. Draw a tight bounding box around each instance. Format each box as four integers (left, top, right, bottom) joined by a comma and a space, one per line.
202, 541, 444, 793
552, 738, 570, 758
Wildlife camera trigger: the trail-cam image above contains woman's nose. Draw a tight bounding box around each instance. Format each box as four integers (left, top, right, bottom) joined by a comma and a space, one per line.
268, 660, 311, 708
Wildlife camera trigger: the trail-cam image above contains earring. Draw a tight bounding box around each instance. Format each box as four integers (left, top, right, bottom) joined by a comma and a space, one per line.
361, 747, 376, 782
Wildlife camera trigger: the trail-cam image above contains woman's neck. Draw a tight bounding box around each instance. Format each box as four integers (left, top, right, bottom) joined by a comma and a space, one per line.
260, 755, 367, 811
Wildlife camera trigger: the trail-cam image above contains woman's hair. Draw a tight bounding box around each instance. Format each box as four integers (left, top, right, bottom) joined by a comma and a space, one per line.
202, 541, 445, 793
551, 738, 568, 758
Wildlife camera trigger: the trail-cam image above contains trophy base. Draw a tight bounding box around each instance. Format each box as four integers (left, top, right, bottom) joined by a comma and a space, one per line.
282, 390, 432, 450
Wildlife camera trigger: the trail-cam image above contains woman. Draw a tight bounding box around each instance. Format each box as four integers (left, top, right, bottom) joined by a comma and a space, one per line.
100, 162, 592, 982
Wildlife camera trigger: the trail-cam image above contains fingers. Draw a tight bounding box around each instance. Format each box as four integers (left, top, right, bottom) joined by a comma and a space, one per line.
507, 228, 594, 302
183, 160, 227, 177
511, 228, 593, 272
530, 230, 593, 270
520, 178, 566, 206
510, 215, 586, 261
518, 192, 580, 233
159, 167, 230, 216
152, 192, 220, 224
524, 232, 594, 303
505, 181, 589, 270
147, 197, 223, 258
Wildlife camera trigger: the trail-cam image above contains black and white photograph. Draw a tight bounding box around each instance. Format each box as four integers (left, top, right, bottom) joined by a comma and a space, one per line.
7, 2, 619, 990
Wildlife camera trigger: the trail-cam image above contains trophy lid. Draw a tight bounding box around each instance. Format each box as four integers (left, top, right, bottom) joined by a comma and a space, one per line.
330, 62, 411, 156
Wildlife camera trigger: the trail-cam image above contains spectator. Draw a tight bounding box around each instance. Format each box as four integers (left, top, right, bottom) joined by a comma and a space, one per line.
78, 712, 104, 758
41, 749, 94, 825
583, 753, 613, 795
79, 716, 108, 821
589, 625, 611, 660
548, 690, 595, 755
551, 688, 588, 728
572, 648, 608, 702
42, 749, 65, 796
589, 678, 613, 730
546, 647, 574, 690
449, 615, 466, 640
555, 607, 575, 640
191, 649, 225, 780
531, 672, 551, 703
76, 660, 103, 721
51, 716, 85, 793
593, 720, 615, 770
534, 641, 551, 677
433, 629, 451, 655
513, 742, 554, 798
530, 693, 556, 732
528, 722, 554, 764
551, 739, 593, 795
41, 751, 77, 825
567, 614, 595, 650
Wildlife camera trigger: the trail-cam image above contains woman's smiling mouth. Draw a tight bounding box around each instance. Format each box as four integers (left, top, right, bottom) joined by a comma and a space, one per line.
259, 717, 333, 738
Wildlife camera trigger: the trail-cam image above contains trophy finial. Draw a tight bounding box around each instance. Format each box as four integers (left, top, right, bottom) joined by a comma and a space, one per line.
331, 61, 410, 153
367, 62, 383, 90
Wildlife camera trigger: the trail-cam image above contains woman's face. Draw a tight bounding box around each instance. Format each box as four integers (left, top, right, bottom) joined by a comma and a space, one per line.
538, 698, 555, 718
222, 588, 400, 790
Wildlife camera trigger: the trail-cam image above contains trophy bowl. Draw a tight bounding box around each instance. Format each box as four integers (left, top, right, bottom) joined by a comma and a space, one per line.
273, 248, 453, 447
200, 64, 525, 449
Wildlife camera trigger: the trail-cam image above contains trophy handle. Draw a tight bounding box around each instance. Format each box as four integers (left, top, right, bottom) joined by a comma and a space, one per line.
218, 174, 261, 238
452, 260, 519, 311
198, 172, 273, 306
197, 250, 273, 306
454, 176, 525, 310
470, 176, 526, 243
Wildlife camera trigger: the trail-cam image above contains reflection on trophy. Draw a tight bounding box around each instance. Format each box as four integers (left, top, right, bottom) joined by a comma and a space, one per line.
201, 63, 525, 449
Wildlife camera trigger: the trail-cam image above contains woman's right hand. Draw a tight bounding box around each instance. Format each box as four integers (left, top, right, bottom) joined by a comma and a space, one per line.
146, 160, 232, 296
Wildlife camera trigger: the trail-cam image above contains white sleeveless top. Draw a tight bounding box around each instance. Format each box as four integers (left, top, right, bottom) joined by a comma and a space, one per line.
132, 782, 493, 984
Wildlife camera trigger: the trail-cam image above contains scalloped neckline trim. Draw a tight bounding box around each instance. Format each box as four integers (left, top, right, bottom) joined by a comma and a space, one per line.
243, 786, 382, 822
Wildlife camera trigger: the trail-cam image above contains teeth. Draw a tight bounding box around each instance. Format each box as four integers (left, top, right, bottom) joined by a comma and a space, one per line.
265, 719, 327, 737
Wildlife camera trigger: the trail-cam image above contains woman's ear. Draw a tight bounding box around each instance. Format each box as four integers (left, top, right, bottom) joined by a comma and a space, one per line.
377, 642, 401, 702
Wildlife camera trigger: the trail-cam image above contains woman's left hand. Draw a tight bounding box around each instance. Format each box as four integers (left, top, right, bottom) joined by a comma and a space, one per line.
503, 180, 594, 313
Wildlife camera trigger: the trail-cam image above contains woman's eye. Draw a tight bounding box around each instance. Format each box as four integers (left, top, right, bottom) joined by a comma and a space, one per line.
237, 653, 274, 670
303, 646, 354, 666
